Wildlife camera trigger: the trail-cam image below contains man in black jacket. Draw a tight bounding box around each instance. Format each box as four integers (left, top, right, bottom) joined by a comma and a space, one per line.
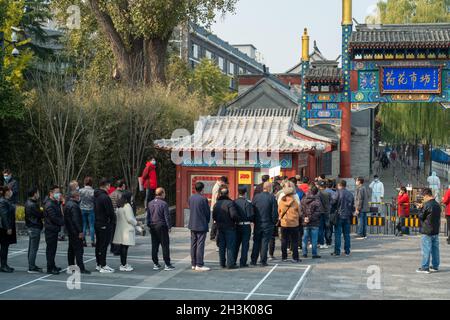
233, 186, 255, 267
251, 182, 278, 267
25, 187, 44, 273
417, 188, 441, 274
188, 182, 211, 271
94, 178, 116, 273
44, 186, 65, 275
213, 187, 239, 269
65, 191, 91, 274
147, 187, 174, 271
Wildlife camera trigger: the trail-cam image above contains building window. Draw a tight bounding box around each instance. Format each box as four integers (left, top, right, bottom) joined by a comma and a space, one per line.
218, 56, 225, 72
205, 50, 213, 60
229, 62, 235, 75
192, 43, 199, 59
239, 67, 245, 75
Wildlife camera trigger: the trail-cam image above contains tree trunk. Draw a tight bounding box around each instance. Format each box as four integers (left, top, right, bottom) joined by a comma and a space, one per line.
146, 37, 170, 85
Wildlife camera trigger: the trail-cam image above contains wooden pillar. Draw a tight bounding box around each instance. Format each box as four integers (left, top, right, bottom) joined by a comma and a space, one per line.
340, 102, 352, 178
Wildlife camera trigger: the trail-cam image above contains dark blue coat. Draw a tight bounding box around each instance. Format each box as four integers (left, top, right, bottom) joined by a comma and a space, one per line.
252, 192, 278, 230
147, 197, 171, 228
188, 193, 211, 232
334, 188, 355, 220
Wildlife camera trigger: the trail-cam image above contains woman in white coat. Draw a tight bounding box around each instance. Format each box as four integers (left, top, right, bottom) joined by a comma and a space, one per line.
113, 191, 137, 272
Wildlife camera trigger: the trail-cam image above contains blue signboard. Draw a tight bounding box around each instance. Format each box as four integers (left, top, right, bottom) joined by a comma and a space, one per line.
381, 67, 441, 93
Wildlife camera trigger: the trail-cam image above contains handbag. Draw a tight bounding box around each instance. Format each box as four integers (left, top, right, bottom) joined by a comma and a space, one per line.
276, 201, 292, 227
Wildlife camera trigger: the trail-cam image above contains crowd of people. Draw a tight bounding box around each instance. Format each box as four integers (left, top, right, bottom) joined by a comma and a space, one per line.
0, 160, 449, 276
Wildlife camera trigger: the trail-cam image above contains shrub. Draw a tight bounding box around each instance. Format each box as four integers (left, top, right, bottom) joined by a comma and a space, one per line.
16, 206, 25, 221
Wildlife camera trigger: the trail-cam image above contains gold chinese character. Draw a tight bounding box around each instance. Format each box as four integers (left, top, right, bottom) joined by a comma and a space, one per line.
409, 72, 417, 88
386, 71, 396, 86
420, 74, 430, 87
398, 72, 407, 85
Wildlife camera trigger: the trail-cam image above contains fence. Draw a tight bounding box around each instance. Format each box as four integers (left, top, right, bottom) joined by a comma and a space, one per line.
432, 161, 450, 183
349, 202, 449, 236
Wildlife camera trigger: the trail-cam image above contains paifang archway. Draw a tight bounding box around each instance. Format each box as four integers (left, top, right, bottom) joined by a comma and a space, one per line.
298, 0, 450, 178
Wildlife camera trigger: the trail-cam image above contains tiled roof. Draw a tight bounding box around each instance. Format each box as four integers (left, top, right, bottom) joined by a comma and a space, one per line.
154, 116, 329, 153
191, 23, 264, 72
225, 108, 298, 118
349, 23, 450, 51
304, 62, 343, 84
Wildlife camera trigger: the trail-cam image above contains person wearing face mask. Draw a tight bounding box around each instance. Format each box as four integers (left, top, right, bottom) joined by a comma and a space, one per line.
354, 177, 370, 240
0, 186, 17, 273
2, 169, 19, 213
25, 187, 44, 273
427, 172, 441, 200
369, 175, 384, 216
43, 186, 65, 275
141, 158, 158, 209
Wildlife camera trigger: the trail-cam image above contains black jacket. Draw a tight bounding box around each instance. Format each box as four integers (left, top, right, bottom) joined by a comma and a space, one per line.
43, 197, 64, 233
4, 178, 19, 205
25, 198, 43, 229
188, 193, 210, 232
233, 197, 255, 223
419, 199, 441, 236
64, 199, 83, 236
252, 192, 278, 230
300, 193, 323, 227
213, 196, 239, 230
94, 189, 115, 227
0, 197, 14, 230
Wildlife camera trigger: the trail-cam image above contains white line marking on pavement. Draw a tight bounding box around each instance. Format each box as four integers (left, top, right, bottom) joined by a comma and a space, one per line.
0, 257, 97, 296
287, 265, 312, 300
244, 264, 278, 300
38, 278, 288, 298
7, 249, 27, 257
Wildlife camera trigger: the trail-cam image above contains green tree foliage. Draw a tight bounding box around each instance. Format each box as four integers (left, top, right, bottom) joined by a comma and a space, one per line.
52, 0, 237, 85
370, 0, 450, 149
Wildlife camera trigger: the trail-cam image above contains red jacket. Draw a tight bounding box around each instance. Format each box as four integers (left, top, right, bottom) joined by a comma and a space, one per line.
299, 183, 310, 194
141, 162, 157, 190
443, 189, 450, 216
397, 193, 410, 217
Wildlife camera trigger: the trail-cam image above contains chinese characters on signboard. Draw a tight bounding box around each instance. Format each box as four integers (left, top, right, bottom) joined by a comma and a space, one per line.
381, 67, 441, 94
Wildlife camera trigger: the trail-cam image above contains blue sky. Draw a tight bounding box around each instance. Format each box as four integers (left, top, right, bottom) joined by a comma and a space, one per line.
211, 0, 379, 73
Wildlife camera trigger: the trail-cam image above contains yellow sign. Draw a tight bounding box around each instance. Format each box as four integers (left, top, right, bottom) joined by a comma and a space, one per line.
238, 171, 252, 185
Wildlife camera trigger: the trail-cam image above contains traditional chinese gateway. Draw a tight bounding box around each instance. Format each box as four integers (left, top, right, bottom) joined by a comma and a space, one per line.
155, 0, 450, 226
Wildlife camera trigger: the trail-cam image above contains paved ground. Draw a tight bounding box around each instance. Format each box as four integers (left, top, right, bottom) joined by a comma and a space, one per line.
0, 228, 449, 300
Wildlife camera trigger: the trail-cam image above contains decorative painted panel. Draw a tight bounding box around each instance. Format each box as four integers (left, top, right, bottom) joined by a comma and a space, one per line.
380, 66, 441, 94
358, 71, 377, 91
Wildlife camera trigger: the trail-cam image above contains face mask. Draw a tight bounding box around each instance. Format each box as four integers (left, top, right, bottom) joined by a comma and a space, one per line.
151, 160, 156, 165
4, 175, 11, 182
54, 193, 62, 201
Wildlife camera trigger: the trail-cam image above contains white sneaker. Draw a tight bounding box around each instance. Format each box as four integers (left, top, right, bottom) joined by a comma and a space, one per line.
99, 267, 114, 273
119, 264, 134, 272
191, 266, 195, 270
103, 265, 115, 272
66, 265, 76, 274
195, 266, 211, 271
95, 265, 101, 271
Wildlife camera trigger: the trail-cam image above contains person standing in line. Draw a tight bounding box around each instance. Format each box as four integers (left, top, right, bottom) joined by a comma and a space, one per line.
355, 177, 370, 240
2, 169, 18, 208
109, 179, 127, 256
318, 181, 331, 249
94, 178, 116, 273
416, 188, 441, 274
25, 187, 44, 273
213, 187, 239, 269
299, 177, 310, 194
113, 191, 137, 272
325, 179, 337, 247
300, 185, 323, 259
254, 175, 270, 196
64, 190, 91, 274
278, 183, 301, 262
251, 182, 278, 267
210, 176, 228, 252
147, 187, 174, 271
141, 158, 158, 208
396, 186, 410, 236
43, 186, 65, 275
369, 175, 384, 215
233, 186, 255, 268
188, 182, 211, 271
268, 180, 282, 260
80, 177, 95, 247
332, 180, 354, 257
0, 186, 17, 273
442, 185, 450, 245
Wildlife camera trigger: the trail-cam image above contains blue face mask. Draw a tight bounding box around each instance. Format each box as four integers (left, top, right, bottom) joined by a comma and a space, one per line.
3, 175, 11, 182
54, 193, 62, 201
